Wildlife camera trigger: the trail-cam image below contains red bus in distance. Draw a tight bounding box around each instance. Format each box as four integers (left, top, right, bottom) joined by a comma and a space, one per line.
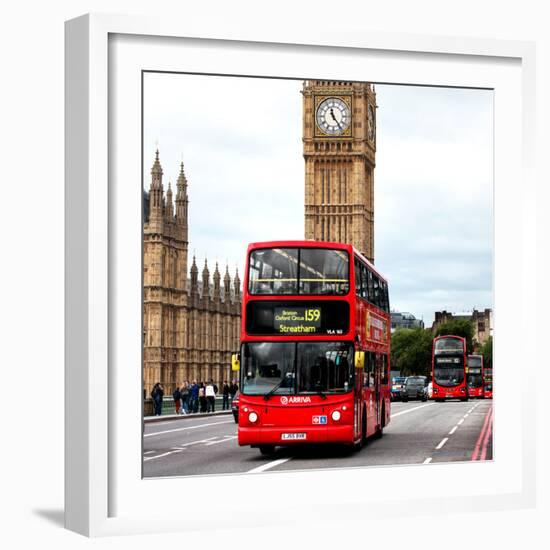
431, 335, 468, 402
467, 354, 484, 398
233, 240, 391, 456
484, 365, 493, 399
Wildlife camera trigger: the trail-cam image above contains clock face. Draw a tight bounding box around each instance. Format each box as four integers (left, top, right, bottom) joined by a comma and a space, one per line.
368, 104, 376, 141
316, 97, 351, 136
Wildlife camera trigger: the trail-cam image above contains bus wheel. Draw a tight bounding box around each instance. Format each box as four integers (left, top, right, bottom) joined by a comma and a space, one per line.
259, 445, 275, 457
375, 407, 385, 439
353, 411, 367, 451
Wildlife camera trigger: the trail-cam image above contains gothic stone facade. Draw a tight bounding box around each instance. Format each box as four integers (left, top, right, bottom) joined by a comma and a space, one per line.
303, 81, 377, 263
143, 151, 241, 395
432, 308, 493, 346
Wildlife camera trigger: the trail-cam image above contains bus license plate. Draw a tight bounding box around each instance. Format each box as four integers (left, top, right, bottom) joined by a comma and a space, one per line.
281, 433, 307, 440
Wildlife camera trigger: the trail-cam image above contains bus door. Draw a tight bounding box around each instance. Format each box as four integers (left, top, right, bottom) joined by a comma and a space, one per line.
364, 352, 376, 433
354, 356, 363, 440
374, 354, 382, 428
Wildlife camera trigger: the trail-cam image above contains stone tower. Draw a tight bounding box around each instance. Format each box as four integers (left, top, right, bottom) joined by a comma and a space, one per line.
302, 81, 377, 263
143, 151, 241, 395
143, 151, 189, 391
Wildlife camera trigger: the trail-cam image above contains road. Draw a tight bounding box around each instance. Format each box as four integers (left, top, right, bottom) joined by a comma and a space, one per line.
143, 399, 493, 478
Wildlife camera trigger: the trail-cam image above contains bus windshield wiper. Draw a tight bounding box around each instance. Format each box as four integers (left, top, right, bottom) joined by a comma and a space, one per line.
263, 379, 287, 401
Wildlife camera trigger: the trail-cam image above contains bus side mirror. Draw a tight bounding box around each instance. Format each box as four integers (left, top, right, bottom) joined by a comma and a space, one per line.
354, 351, 365, 369
231, 353, 241, 372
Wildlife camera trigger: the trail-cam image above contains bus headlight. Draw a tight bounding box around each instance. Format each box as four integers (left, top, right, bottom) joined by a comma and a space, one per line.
248, 412, 258, 423
331, 410, 341, 421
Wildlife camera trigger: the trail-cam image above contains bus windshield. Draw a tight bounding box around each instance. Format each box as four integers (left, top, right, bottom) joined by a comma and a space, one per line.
248, 247, 349, 295
434, 356, 464, 387
434, 366, 465, 386
468, 374, 483, 388
297, 342, 353, 394
434, 338, 464, 354
241, 341, 354, 395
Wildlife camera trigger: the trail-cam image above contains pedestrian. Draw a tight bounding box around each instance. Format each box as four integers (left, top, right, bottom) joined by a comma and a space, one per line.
199, 382, 207, 413
151, 382, 164, 416
190, 380, 199, 413
180, 381, 189, 414
172, 385, 181, 415
222, 381, 230, 410
206, 379, 216, 412
229, 379, 238, 407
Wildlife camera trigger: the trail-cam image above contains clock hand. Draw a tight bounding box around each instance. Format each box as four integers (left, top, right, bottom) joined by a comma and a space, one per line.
329, 108, 342, 129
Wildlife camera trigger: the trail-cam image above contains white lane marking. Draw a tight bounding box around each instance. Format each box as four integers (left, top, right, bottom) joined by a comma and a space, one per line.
436, 437, 449, 450
449, 426, 458, 435
204, 436, 237, 446
248, 458, 292, 473
423, 458, 433, 464
180, 437, 217, 447
144, 420, 233, 438
463, 413, 469, 418
457, 418, 465, 425
144, 450, 154, 455
145, 437, 219, 461
391, 403, 434, 418
144, 451, 173, 462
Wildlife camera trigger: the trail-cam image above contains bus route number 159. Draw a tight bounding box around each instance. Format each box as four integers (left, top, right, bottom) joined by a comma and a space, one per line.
305, 309, 321, 322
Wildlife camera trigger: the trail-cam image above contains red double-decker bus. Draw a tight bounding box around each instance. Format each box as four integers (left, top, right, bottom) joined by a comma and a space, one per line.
232, 240, 391, 456
483, 364, 493, 399
467, 354, 484, 398
431, 335, 468, 402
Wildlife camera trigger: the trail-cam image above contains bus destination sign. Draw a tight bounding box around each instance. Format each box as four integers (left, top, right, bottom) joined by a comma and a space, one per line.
274, 307, 321, 334
435, 357, 461, 364
245, 300, 349, 336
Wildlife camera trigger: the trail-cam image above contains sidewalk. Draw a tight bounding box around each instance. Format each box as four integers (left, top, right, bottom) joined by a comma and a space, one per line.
144, 409, 232, 423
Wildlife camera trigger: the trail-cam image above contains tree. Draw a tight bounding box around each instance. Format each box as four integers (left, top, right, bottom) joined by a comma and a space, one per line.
481, 335, 493, 370
391, 328, 433, 377
433, 319, 475, 354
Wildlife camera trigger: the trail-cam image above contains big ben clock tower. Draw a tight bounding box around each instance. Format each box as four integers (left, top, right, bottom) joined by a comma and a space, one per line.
302, 80, 377, 263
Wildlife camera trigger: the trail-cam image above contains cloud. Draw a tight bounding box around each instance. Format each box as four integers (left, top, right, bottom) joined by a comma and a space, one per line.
144, 74, 493, 327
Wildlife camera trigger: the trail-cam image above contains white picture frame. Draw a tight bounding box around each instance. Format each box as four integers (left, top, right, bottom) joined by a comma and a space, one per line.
65, 13, 537, 537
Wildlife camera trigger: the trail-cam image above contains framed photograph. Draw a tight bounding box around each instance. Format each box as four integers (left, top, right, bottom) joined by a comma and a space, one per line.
65, 13, 536, 536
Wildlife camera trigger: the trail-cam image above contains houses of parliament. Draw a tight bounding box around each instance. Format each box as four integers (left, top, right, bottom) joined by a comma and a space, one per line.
143, 151, 242, 394
143, 80, 377, 395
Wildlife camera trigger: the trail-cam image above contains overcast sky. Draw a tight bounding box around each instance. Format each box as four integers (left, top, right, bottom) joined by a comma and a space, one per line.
143, 73, 493, 327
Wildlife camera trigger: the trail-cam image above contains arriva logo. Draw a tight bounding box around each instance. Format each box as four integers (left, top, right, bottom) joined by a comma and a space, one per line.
279, 396, 312, 405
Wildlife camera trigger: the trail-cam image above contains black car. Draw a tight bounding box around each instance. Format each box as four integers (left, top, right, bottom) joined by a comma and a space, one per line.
231, 390, 240, 423
401, 376, 428, 402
